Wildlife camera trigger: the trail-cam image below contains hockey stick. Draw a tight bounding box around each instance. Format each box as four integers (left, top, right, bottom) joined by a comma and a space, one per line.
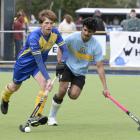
106, 94, 140, 129
19, 76, 57, 132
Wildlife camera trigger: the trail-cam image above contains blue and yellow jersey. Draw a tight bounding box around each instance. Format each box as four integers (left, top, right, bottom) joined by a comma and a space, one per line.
13, 27, 65, 84
17, 27, 65, 63
65, 32, 103, 76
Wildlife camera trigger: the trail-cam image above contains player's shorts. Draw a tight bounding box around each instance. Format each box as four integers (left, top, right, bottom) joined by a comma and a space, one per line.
59, 64, 85, 90
13, 60, 39, 84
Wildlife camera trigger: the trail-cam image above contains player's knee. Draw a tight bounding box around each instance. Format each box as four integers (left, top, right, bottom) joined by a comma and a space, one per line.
8, 83, 20, 92
68, 91, 79, 100
9, 86, 19, 92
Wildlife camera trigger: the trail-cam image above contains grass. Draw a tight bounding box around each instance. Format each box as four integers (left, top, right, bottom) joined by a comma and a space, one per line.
0, 72, 140, 140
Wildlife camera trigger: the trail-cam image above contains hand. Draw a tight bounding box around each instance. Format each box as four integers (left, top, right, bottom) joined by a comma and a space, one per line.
56, 62, 65, 76
45, 79, 53, 92
103, 89, 110, 98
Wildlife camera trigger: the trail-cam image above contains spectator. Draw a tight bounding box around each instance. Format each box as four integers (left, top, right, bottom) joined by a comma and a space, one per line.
75, 16, 83, 31
93, 9, 106, 32
113, 16, 120, 25
58, 14, 76, 36
12, 12, 24, 59
30, 14, 38, 24
19, 9, 29, 34
121, 9, 140, 31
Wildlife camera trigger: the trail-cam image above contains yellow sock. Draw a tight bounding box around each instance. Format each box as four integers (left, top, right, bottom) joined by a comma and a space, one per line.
34, 90, 47, 116
1, 86, 13, 102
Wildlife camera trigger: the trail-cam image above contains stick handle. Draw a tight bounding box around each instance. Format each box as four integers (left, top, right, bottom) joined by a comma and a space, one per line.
106, 94, 140, 126
52, 76, 57, 84
106, 94, 128, 113
30, 76, 57, 117
44, 76, 57, 97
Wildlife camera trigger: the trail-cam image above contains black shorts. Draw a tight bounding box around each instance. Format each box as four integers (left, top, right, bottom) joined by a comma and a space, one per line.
59, 64, 85, 90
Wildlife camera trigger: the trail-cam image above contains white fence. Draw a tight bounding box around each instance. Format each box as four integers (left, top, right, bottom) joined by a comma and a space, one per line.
0, 30, 107, 63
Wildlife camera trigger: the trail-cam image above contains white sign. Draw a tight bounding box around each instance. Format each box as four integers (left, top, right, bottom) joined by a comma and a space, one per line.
93, 35, 106, 56
110, 31, 140, 67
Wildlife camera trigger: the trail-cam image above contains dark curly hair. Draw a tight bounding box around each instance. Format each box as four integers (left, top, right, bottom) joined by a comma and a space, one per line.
82, 17, 97, 32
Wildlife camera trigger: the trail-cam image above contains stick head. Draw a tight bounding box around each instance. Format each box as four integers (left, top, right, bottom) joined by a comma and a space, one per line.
30, 116, 48, 127
19, 123, 30, 132
19, 125, 26, 132
137, 126, 140, 131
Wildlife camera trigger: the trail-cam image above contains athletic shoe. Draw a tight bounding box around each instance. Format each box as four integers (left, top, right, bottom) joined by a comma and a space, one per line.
47, 117, 58, 126
30, 115, 48, 127
1, 99, 9, 114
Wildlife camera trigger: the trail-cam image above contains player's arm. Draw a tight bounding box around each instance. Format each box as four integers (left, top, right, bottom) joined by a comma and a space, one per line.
33, 52, 53, 91
96, 61, 107, 90
29, 37, 50, 81
56, 46, 67, 77
93, 39, 110, 97
96, 61, 110, 97
29, 34, 52, 91
33, 51, 50, 81
55, 28, 68, 63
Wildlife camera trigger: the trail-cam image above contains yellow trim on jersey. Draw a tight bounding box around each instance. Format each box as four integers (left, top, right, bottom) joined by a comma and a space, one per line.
75, 51, 93, 61
68, 45, 93, 61
58, 41, 65, 47
39, 32, 57, 50
19, 48, 31, 58
19, 32, 61, 58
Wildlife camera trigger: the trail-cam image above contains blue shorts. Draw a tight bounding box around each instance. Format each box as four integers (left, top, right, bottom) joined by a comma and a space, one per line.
13, 59, 39, 84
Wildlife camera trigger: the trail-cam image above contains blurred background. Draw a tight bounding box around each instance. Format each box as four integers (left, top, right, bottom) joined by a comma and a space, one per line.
1, 0, 140, 72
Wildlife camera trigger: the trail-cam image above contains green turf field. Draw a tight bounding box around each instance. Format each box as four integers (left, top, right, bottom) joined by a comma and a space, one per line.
0, 72, 140, 140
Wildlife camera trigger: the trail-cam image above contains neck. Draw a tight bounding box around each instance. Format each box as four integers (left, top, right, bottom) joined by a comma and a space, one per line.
41, 29, 50, 36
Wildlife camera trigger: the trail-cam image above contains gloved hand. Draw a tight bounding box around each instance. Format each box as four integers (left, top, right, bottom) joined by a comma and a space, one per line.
56, 62, 65, 76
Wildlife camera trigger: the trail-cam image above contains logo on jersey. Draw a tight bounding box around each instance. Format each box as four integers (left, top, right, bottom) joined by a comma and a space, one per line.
79, 46, 87, 54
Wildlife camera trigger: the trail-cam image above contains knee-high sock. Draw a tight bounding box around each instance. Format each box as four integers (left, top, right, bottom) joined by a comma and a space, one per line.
34, 90, 47, 116
1, 86, 13, 102
48, 99, 61, 118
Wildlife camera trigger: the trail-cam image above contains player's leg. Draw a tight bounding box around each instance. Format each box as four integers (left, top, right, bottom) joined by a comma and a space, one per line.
18, 70, 49, 127
1, 61, 35, 115
29, 71, 55, 126
67, 85, 81, 99
48, 65, 72, 126
68, 75, 85, 99
33, 72, 48, 116
1, 82, 21, 114
30, 75, 57, 127
48, 81, 69, 125
48, 75, 85, 125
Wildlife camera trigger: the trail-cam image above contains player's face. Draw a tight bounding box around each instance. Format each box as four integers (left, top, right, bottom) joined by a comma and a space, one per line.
41, 18, 54, 35
81, 26, 94, 42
